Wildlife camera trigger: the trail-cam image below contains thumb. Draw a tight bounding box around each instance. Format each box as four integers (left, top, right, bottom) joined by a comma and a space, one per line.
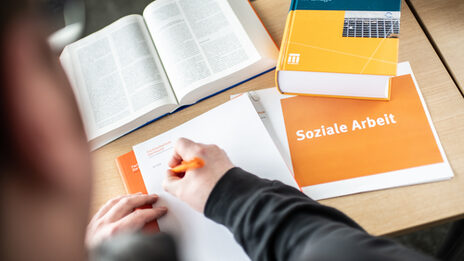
162, 170, 182, 196
174, 137, 198, 159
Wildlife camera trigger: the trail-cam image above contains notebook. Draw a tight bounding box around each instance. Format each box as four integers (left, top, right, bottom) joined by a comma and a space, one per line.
276, 0, 401, 100
60, 0, 279, 150
132, 94, 298, 261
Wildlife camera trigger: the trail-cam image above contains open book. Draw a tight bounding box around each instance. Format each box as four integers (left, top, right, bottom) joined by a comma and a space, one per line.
60, 0, 278, 150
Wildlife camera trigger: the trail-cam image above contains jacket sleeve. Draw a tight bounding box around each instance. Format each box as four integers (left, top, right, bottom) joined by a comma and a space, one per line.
90, 232, 179, 261
204, 168, 436, 261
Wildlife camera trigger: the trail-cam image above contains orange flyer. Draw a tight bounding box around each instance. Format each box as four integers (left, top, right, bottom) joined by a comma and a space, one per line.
281, 74, 444, 187
116, 151, 160, 233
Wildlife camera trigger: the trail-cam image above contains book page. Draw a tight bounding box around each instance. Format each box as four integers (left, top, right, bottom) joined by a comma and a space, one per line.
64, 15, 177, 140
133, 95, 298, 261
143, 0, 261, 100
226, 0, 280, 60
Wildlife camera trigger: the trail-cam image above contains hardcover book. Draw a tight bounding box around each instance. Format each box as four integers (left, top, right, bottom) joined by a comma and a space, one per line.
276, 0, 401, 100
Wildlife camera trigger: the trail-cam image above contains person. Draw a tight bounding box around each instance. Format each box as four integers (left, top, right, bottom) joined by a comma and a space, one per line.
0, 1, 170, 260
90, 138, 436, 261
0, 1, 450, 261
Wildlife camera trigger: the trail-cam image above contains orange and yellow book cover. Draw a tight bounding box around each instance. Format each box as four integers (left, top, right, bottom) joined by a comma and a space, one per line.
116, 151, 160, 233
278, 0, 401, 76
281, 74, 444, 187
276, 0, 401, 99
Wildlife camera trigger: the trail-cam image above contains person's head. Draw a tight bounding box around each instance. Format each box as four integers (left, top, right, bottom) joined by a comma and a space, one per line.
0, 1, 92, 260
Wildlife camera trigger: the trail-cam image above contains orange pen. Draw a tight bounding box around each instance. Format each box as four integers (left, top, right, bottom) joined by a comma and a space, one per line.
170, 157, 205, 173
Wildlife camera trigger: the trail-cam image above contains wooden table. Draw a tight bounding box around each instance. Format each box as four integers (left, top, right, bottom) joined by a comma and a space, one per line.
90, 0, 464, 236
408, 0, 464, 93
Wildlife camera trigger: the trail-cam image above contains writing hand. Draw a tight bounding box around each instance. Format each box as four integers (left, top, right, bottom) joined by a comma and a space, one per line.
163, 138, 234, 213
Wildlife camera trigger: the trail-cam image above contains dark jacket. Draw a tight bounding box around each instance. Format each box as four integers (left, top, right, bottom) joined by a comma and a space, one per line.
205, 168, 435, 261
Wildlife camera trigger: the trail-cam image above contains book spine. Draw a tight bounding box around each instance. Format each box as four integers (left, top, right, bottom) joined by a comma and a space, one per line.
116, 158, 131, 193
275, 11, 296, 92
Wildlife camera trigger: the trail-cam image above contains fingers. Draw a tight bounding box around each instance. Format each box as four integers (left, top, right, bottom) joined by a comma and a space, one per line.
168, 152, 183, 168
91, 193, 139, 222
168, 138, 196, 169
113, 207, 168, 234
174, 137, 198, 159
104, 194, 159, 222
163, 170, 182, 195
87, 194, 168, 248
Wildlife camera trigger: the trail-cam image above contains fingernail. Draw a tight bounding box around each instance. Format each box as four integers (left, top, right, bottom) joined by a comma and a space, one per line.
159, 206, 168, 211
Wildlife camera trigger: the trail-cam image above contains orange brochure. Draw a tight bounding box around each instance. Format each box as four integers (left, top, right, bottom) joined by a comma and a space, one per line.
281, 74, 445, 188
116, 151, 160, 233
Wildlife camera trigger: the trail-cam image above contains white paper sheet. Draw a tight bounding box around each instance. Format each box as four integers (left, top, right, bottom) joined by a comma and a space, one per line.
133, 95, 298, 261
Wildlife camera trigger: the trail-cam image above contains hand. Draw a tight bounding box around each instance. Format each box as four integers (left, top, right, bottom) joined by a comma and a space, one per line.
163, 138, 234, 213
86, 193, 167, 249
